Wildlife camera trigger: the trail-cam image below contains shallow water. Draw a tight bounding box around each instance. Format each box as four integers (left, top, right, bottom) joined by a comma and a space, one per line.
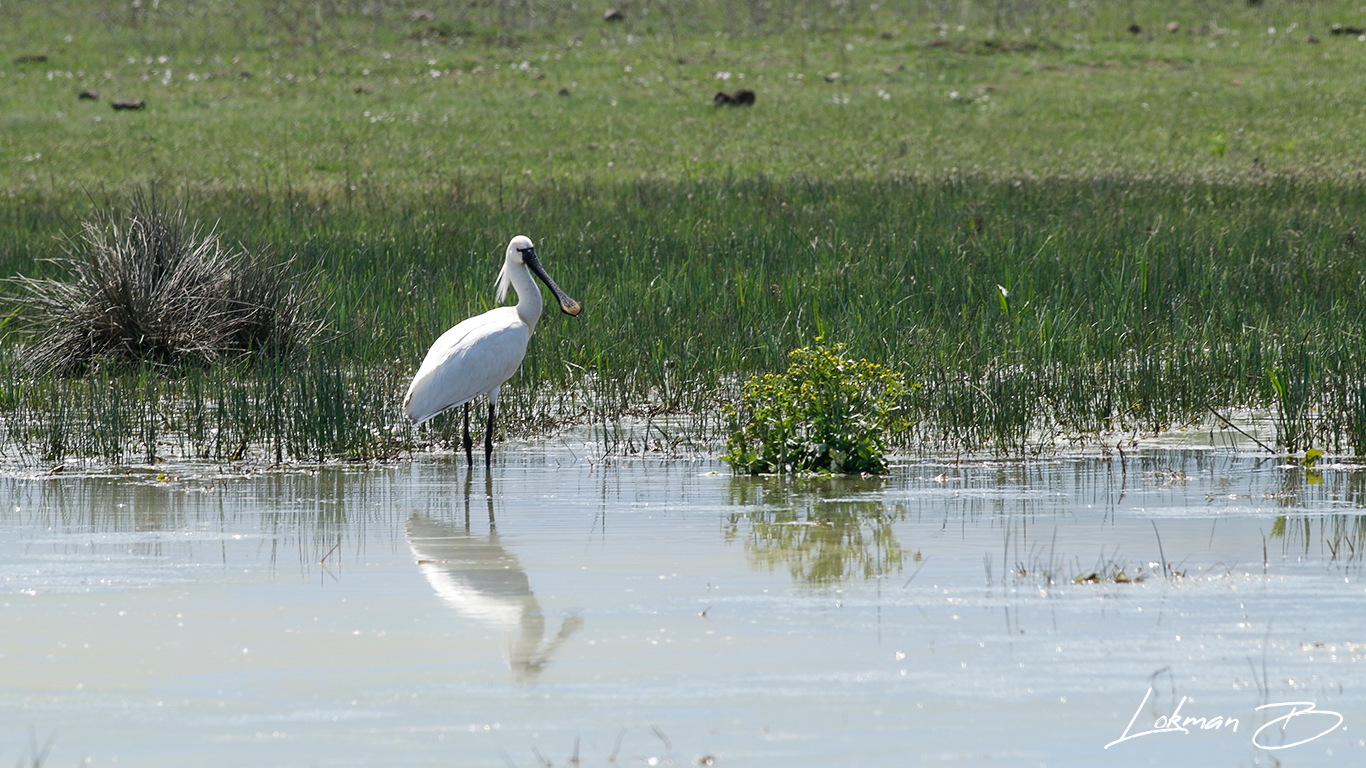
2, 446, 1363, 767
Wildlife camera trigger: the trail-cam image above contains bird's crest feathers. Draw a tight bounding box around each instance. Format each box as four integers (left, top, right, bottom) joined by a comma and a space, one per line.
495, 261, 512, 303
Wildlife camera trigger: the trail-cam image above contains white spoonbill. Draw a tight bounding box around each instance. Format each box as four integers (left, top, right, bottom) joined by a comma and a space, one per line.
403, 235, 581, 465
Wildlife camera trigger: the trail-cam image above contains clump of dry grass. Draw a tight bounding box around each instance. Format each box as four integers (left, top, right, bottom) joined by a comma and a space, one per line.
7, 195, 327, 375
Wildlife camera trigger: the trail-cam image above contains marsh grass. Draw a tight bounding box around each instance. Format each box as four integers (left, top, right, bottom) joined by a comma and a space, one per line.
3, 171, 1366, 463
4, 4, 1366, 462
6, 195, 327, 375
0, 352, 413, 464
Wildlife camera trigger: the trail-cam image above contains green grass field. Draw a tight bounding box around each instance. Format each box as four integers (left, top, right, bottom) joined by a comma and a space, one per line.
5, 0, 1366, 190
2, 1, 1366, 464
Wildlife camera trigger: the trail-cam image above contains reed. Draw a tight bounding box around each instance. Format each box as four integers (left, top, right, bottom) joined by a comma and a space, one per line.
1, 171, 1365, 463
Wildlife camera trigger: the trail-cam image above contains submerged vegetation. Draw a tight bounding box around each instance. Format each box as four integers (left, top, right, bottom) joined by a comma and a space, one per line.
2, 1, 1366, 464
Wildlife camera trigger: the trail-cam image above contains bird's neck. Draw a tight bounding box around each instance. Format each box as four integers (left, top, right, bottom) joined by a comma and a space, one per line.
508, 262, 544, 331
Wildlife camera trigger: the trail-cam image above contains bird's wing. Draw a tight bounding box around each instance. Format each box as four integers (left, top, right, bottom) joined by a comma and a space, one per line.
403, 308, 531, 423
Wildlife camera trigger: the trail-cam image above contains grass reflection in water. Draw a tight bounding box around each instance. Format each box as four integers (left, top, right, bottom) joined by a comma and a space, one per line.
725, 475, 911, 585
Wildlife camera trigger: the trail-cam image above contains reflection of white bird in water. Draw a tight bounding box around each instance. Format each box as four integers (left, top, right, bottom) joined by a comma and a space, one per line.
406, 512, 582, 683
403, 235, 581, 466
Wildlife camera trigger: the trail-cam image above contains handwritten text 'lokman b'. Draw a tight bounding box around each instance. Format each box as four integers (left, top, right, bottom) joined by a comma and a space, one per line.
1106, 688, 1344, 750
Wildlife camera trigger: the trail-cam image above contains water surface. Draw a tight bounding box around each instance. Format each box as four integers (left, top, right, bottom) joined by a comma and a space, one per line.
2, 446, 1363, 766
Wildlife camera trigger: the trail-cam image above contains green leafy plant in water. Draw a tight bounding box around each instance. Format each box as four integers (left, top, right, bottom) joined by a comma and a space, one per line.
722, 340, 909, 474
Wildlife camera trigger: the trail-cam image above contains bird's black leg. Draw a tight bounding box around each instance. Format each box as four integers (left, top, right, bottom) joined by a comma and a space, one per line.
462, 402, 473, 468
485, 470, 495, 529
484, 401, 496, 468
462, 470, 472, 533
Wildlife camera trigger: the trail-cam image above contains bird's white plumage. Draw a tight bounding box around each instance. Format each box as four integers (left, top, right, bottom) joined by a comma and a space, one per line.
402, 307, 528, 422
402, 235, 570, 426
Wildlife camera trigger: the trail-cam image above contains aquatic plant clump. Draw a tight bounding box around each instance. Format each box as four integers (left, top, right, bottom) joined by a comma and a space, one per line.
7, 197, 326, 375
723, 341, 909, 474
